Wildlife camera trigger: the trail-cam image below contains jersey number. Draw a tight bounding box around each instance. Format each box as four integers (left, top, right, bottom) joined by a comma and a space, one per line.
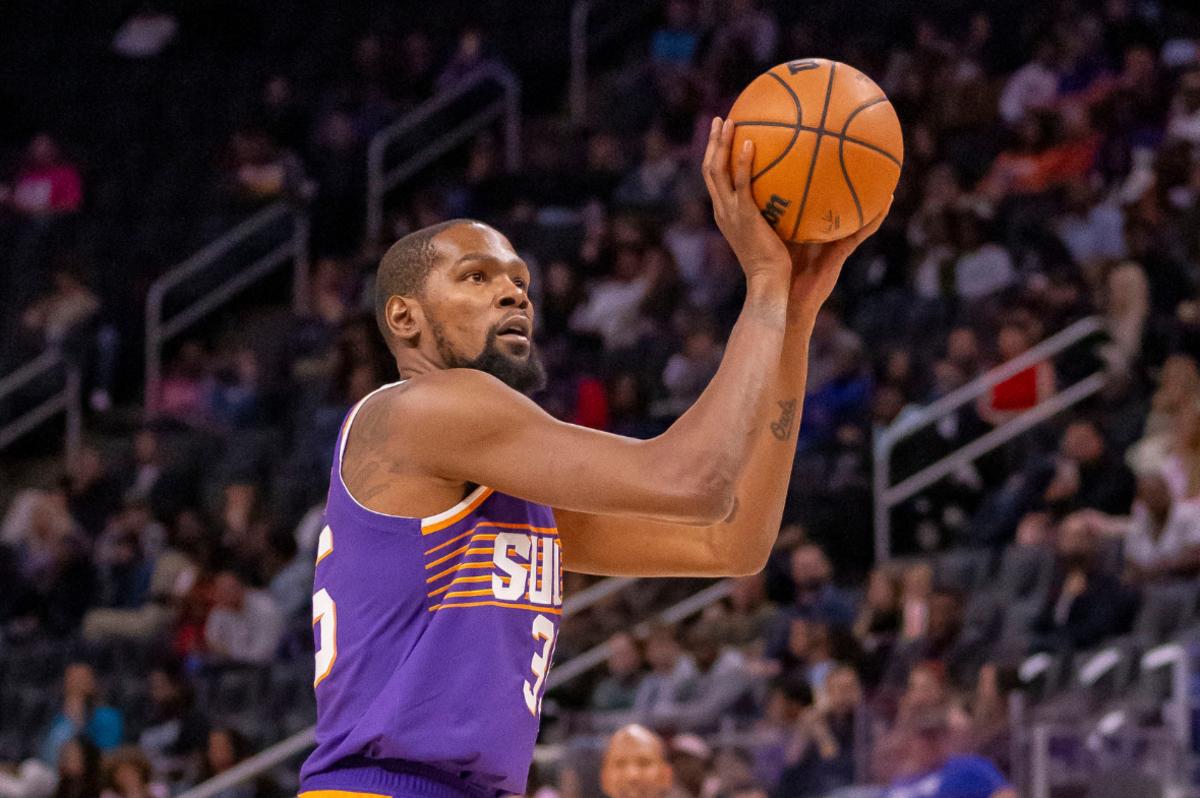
523, 614, 556, 715
313, 526, 336, 687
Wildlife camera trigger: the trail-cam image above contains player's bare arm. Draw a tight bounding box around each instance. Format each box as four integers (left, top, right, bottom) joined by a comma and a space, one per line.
344, 118, 794, 528
555, 201, 891, 577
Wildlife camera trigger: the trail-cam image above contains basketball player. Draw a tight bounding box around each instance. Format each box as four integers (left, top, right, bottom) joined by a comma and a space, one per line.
297, 118, 888, 798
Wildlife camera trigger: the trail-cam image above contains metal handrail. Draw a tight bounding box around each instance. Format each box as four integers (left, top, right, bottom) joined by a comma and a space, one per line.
872, 315, 1107, 563
175, 577, 734, 798
144, 201, 309, 406
0, 350, 81, 461
365, 64, 520, 244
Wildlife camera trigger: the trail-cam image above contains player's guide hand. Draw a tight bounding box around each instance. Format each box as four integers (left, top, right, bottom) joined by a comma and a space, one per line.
786, 194, 893, 316
702, 116, 791, 285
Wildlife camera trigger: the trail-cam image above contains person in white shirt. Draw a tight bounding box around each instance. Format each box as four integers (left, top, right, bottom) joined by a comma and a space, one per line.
998, 41, 1060, 126
204, 570, 283, 665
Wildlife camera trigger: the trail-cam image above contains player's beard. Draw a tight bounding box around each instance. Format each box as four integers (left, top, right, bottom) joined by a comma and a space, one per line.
429, 317, 547, 395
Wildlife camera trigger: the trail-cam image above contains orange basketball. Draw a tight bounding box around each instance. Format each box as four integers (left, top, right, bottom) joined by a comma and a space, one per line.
729, 58, 903, 243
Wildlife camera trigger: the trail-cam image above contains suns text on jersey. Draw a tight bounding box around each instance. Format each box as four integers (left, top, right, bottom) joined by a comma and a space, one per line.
490, 532, 563, 607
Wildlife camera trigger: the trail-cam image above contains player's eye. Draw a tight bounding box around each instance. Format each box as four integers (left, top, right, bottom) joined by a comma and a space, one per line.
513, 278, 526, 290
466, 271, 485, 283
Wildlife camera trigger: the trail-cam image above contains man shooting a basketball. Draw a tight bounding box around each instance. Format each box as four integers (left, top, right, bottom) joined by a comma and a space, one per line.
298, 117, 889, 798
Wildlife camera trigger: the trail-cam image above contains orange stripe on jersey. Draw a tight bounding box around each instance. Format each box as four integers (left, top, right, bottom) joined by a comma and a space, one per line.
425, 561, 492, 584
428, 573, 503, 597
300, 791, 389, 798
428, 600, 564, 614
423, 529, 498, 556
420, 488, 495, 534
442, 588, 494, 599
424, 543, 470, 570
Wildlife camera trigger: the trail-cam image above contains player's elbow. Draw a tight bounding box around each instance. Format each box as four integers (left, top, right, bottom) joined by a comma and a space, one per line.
683, 467, 737, 525
721, 528, 773, 577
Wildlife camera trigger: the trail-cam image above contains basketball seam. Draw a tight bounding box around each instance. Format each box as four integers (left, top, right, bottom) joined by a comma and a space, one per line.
837, 97, 888, 228
735, 120, 902, 167
750, 72, 804, 184
789, 62, 838, 242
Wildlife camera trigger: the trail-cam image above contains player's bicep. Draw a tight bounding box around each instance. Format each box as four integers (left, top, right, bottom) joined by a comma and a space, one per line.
399, 371, 726, 523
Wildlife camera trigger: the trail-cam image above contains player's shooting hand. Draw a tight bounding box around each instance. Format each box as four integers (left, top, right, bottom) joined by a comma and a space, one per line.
786, 195, 893, 319
702, 117, 790, 286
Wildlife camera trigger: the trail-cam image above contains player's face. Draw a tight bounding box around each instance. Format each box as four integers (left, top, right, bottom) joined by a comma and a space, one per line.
422, 224, 546, 393
601, 733, 673, 798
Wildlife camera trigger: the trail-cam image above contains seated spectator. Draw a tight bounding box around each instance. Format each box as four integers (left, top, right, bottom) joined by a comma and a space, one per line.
1126, 354, 1200, 476
661, 318, 722, 417
881, 709, 1015, 798
885, 589, 981, 690
98, 746, 168, 798
599, 725, 673, 798
967, 663, 1019, 771
776, 544, 855, 630
592, 633, 645, 712
1043, 420, 1136, 516
649, 0, 702, 68
1, 134, 83, 218
1166, 67, 1200, 146
633, 625, 699, 718
899, 562, 934, 644
152, 342, 214, 427
136, 664, 209, 780
666, 735, 716, 798
1099, 263, 1150, 381
852, 567, 901, 684
570, 243, 651, 351
82, 515, 200, 644
645, 621, 753, 732
218, 128, 305, 210
1077, 471, 1200, 583
190, 729, 252, 798
40, 664, 123, 765
52, 738, 102, 798
1030, 515, 1138, 652
614, 125, 684, 211
750, 675, 812, 789
950, 209, 1016, 304
211, 349, 264, 431
65, 446, 120, 538
203, 569, 283, 666
977, 323, 1055, 426
1161, 401, 1200, 505
122, 429, 165, 507
264, 529, 311, 623
775, 665, 862, 798
20, 268, 99, 349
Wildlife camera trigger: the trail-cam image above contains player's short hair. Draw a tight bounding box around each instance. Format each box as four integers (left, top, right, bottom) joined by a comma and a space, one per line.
374, 218, 481, 345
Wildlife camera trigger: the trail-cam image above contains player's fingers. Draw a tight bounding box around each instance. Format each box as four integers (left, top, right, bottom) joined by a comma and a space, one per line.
701, 117, 720, 201
732, 138, 754, 200
708, 118, 735, 199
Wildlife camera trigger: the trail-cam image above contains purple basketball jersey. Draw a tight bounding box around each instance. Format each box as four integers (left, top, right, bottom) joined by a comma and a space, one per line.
299, 381, 563, 796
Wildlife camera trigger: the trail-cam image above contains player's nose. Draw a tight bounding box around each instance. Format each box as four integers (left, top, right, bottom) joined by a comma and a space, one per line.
496, 278, 529, 308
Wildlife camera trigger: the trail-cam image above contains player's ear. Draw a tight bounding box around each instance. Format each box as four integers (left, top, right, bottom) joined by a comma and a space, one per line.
385, 294, 421, 347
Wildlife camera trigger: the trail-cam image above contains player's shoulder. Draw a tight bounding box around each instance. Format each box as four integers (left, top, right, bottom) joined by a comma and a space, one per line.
381, 369, 524, 427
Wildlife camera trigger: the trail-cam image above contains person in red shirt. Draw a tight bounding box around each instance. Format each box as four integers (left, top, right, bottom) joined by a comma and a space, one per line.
978, 322, 1056, 426
1, 134, 83, 216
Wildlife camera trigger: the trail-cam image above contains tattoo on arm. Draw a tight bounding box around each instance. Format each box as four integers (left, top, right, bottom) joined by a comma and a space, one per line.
769, 398, 797, 441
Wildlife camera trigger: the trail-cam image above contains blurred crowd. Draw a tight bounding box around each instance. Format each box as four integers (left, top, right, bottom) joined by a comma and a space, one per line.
3, 0, 1200, 796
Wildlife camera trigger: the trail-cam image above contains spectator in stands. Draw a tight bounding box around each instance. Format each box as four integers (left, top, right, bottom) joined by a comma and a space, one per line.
263, 529, 310, 623
1, 134, 82, 218
1099, 263, 1151, 380
99, 746, 168, 798
218, 128, 305, 211
967, 663, 1018, 771
19, 268, 99, 350
64, 446, 119, 538
1043, 419, 1136, 516
777, 544, 855, 629
614, 125, 684, 211
1080, 471, 1200, 583
52, 738, 102, 798
775, 664, 861, 798
1031, 514, 1137, 652
899, 563, 934, 644
82, 514, 200, 645
599, 725, 673, 798
136, 664, 208, 780
593, 633, 645, 712
881, 709, 1015, 798
950, 209, 1016, 304
153, 341, 214, 427
40, 664, 123, 765
1166, 67, 1200, 145
633, 625, 699, 719
570, 242, 652, 351
852, 568, 901, 684
977, 322, 1055, 426
645, 621, 752, 732
661, 318, 722, 417
192, 729, 252, 798
92, 507, 154, 611
211, 349, 264, 431
203, 569, 283, 666
649, 0, 703, 68
122, 430, 165, 506
666, 735, 715, 798
1161, 402, 1200, 505
886, 590, 980, 690
0, 759, 55, 798
1126, 355, 1200, 476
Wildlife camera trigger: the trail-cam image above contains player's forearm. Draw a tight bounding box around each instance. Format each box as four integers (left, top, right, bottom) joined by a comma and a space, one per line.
656, 274, 790, 517
709, 308, 816, 573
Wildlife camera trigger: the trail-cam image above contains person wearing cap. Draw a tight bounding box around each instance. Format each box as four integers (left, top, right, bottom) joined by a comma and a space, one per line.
601, 725, 675, 798
882, 708, 1015, 798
